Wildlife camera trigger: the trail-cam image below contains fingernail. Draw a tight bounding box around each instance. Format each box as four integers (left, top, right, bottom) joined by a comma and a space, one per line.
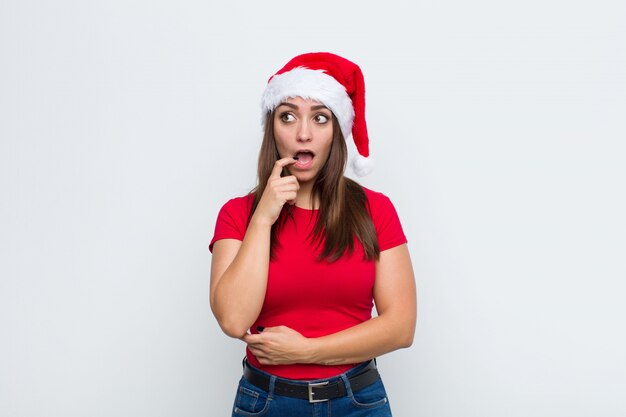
256, 326, 264, 332
293, 156, 299, 160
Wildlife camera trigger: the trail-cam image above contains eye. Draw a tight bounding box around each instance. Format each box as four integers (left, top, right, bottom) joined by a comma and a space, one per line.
314, 113, 330, 124
279, 112, 295, 123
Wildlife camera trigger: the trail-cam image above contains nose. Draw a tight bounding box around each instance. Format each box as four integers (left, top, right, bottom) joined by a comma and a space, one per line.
296, 120, 312, 142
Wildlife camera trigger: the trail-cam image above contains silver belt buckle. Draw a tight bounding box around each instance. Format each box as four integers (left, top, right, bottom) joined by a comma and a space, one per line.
308, 381, 329, 403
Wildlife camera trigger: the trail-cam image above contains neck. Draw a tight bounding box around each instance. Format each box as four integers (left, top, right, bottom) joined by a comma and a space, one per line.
294, 181, 318, 209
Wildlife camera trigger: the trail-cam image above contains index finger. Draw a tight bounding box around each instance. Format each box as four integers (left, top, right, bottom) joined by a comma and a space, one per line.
270, 157, 297, 179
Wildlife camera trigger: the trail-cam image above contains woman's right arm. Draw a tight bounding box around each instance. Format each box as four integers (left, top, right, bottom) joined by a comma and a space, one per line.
210, 158, 298, 339
210, 223, 270, 339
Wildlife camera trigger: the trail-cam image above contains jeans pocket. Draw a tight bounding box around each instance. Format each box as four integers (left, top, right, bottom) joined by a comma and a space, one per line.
233, 378, 271, 416
350, 377, 390, 409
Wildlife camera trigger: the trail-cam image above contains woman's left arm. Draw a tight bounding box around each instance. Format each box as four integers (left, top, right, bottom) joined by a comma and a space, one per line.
244, 243, 417, 365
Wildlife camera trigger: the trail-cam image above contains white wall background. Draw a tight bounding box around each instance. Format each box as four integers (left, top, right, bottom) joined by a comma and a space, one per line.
1, 1, 625, 416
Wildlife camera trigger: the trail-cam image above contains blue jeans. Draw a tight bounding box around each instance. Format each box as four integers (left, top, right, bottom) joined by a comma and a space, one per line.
231, 360, 393, 417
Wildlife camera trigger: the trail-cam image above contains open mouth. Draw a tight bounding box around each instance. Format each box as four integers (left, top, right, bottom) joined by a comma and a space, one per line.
294, 150, 315, 167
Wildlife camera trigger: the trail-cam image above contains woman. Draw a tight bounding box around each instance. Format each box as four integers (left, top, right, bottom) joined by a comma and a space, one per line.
209, 52, 416, 416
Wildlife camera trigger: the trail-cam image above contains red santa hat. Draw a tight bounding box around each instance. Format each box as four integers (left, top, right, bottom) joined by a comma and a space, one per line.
261, 52, 374, 176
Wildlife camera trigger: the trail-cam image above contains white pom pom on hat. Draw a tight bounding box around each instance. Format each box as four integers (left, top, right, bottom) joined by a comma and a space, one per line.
261, 52, 374, 176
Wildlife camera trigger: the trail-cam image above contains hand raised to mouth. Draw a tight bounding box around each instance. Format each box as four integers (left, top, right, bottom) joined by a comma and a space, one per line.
251, 157, 300, 226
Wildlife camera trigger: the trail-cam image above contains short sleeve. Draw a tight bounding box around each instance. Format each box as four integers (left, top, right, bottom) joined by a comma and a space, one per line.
208, 195, 253, 253
365, 189, 408, 251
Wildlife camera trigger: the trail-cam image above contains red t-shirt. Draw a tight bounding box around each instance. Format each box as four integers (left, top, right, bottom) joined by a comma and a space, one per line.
209, 187, 407, 379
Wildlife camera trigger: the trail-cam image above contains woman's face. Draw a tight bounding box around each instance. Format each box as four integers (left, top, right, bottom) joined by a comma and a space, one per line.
273, 97, 334, 184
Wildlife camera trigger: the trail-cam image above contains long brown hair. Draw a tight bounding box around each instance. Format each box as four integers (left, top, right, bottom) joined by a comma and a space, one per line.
248, 112, 380, 262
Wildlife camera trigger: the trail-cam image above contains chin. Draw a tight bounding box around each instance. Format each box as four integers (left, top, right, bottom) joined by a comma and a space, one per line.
293, 171, 318, 183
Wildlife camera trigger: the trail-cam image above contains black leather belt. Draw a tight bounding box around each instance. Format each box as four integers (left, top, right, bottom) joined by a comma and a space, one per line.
242, 360, 379, 403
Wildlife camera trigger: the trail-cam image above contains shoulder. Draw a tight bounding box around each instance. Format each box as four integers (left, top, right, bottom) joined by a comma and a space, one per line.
214, 193, 255, 229
361, 186, 395, 211
224, 193, 254, 206
219, 193, 254, 214
209, 193, 254, 252
360, 186, 407, 249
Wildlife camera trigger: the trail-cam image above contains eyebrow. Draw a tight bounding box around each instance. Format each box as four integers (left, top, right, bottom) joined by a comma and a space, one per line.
277, 102, 330, 111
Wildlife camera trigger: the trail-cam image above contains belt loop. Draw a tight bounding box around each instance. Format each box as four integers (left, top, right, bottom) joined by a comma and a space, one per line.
267, 374, 277, 400
339, 373, 355, 397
